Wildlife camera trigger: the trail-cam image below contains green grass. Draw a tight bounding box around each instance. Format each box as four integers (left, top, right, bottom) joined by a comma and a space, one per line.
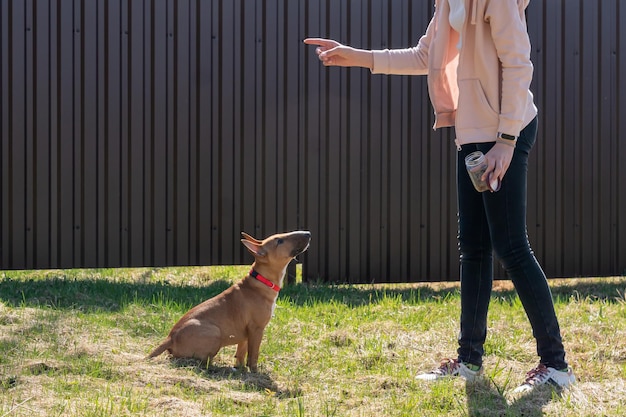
1, 267, 626, 416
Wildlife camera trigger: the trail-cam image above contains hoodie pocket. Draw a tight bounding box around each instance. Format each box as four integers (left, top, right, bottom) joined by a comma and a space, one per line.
456, 79, 499, 129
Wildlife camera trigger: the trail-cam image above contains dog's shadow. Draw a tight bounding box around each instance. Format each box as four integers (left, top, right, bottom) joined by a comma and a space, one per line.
168, 357, 288, 396
465, 378, 560, 417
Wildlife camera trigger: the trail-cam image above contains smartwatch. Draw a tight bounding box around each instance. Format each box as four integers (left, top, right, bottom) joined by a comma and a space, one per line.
498, 132, 517, 141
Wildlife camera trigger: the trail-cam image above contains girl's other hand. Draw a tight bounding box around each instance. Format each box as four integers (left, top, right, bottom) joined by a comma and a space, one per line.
483, 143, 514, 192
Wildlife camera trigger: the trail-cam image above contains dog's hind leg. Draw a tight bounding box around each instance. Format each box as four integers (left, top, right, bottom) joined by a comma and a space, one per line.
169, 321, 222, 362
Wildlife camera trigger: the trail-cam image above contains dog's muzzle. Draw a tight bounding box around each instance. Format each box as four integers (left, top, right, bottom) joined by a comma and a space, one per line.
290, 231, 311, 257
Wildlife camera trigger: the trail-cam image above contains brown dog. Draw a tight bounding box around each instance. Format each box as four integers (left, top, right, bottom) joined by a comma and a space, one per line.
147, 230, 311, 371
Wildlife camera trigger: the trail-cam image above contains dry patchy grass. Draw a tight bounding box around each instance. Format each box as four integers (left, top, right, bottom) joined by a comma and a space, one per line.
1, 269, 625, 416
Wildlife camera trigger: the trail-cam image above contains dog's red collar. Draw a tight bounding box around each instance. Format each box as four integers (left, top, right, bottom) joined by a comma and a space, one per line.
249, 269, 280, 292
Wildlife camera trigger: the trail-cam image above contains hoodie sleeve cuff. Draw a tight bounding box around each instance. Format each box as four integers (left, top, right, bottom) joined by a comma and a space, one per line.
497, 119, 523, 138
370, 50, 391, 74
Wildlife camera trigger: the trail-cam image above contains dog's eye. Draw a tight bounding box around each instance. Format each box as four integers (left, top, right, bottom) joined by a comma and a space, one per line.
276, 238, 284, 245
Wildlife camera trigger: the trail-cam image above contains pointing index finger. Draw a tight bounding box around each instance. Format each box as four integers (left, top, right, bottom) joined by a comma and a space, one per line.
303, 38, 335, 48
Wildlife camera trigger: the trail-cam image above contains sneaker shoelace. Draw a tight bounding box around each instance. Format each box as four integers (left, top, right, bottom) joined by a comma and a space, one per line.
434, 358, 460, 375
523, 364, 550, 386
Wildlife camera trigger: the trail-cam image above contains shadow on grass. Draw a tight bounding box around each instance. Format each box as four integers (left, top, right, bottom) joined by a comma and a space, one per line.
465, 378, 560, 417
1, 269, 624, 312
0, 273, 232, 312
168, 357, 294, 397
281, 278, 626, 308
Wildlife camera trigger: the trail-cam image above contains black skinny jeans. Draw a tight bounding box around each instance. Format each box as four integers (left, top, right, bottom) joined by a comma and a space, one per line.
456, 117, 567, 370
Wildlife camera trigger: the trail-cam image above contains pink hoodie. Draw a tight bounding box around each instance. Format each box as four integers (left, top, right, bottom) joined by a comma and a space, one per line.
371, 0, 537, 146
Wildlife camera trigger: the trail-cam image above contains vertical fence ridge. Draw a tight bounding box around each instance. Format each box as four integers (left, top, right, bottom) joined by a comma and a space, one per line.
1, 0, 625, 281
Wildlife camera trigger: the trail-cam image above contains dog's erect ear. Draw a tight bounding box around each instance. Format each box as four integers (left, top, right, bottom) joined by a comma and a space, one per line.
241, 232, 263, 245
241, 239, 267, 257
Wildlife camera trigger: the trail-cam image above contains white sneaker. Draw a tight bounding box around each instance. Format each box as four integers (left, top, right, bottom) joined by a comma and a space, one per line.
415, 358, 482, 382
513, 364, 576, 393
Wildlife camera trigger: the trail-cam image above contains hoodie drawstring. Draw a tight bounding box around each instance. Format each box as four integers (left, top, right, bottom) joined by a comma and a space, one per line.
470, 0, 478, 25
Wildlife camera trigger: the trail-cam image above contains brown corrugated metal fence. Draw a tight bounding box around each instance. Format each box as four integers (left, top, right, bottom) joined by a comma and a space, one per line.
1, 1, 625, 282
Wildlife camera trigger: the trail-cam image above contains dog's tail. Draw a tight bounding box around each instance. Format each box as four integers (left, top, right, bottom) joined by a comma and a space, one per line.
147, 337, 172, 359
